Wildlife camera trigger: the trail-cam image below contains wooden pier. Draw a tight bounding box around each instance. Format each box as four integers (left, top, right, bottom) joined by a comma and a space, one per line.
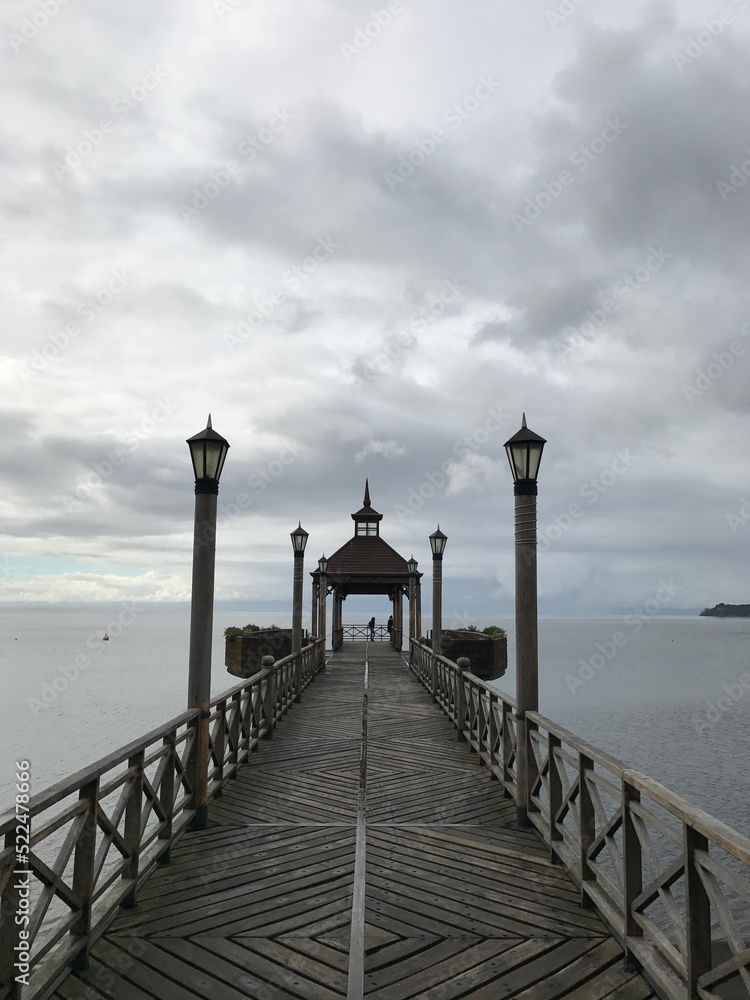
50, 643, 654, 999
2, 640, 749, 1000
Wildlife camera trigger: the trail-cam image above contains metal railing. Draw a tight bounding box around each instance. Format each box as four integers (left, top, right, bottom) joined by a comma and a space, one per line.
0, 638, 325, 1000
409, 638, 750, 1000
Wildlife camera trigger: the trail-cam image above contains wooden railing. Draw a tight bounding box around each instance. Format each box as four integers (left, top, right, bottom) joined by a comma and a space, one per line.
409, 638, 750, 1000
0, 638, 325, 1000
341, 624, 392, 642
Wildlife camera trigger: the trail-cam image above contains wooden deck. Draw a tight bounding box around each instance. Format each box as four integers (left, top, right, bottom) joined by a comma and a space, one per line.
52, 643, 656, 999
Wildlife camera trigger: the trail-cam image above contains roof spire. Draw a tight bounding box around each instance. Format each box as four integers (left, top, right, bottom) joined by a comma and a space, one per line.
207, 413, 212, 429
521, 412, 527, 428
363, 478, 371, 507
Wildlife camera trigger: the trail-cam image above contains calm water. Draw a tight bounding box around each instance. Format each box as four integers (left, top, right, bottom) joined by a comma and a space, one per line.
0, 609, 748, 838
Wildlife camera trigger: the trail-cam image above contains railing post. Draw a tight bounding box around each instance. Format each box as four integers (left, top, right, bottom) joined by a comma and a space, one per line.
294, 650, 302, 703
548, 732, 562, 861
622, 775, 642, 964
262, 656, 276, 740
228, 690, 241, 775
213, 699, 226, 795
430, 650, 437, 702
158, 731, 175, 865
685, 825, 712, 997
502, 701, 514, 797
579, 752, 595, 907
488, 691, 499, 776
71, 777, 99, 968
122, 751, 144, 908
455, 658, 469, 742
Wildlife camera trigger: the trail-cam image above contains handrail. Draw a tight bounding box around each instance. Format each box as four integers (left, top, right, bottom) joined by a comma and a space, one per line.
0, 637, 325, 1000
341, 624, 391, 641
408, 637, 750, 1000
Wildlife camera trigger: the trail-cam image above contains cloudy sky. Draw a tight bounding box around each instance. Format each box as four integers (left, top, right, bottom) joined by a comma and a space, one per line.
1, 0, 749, 618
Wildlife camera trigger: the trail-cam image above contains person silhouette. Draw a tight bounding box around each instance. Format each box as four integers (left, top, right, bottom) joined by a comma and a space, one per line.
368, 617, 375, 640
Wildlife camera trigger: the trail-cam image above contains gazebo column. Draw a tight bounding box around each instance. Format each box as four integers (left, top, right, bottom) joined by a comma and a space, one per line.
311, 578, 319, 638
331, 589, 339, 649
318, 584, 327, 649
333, 589, 344, 649
415, 577, 422, 638
394, 589, 403, 651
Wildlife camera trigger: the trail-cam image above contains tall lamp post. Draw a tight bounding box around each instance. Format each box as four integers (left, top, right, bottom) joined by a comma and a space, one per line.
291, 522, 309, 700
186, 414, 230, 830
429, 527, 447, 655
504, 413, 546, 828
318, 554, 328, 655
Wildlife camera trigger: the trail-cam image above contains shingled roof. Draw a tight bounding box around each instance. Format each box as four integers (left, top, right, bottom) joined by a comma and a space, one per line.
325, 535, 409, 579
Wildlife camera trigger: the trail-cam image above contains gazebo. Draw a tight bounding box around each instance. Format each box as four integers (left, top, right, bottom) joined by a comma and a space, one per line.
310, 482, 422, 650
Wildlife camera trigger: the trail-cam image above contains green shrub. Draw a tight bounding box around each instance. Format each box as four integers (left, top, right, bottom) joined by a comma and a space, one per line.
224, 623, 281, 639
482, 625, 506, 639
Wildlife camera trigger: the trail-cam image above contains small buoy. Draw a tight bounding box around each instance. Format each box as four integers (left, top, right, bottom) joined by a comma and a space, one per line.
103, 633, 110, 641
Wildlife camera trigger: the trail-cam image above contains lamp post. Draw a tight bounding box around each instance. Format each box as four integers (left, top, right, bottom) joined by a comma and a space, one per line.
318, 555, 328, 656
186, 414, 230, 830
291, 522, 309, 700
407, 555, 417, 656
429, 527, 447, 656
504, 413, 546, 828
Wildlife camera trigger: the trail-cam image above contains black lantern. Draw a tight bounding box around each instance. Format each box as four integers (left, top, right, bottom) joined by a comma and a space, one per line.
318, 554, 328, 574
290, 522, 309, 556
186, 415, 230, 493
504, 413, 546, 489
407, 555, 418, 575
429, 526, 447, 558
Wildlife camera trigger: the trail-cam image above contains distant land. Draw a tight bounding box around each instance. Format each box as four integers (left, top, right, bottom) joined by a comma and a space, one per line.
700, 603, 750, 618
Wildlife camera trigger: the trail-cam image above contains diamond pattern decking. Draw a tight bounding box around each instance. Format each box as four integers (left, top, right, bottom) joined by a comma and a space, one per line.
53, 644, 656, 999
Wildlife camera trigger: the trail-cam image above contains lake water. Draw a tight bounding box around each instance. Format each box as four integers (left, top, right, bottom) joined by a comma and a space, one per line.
0, 608, 748, 839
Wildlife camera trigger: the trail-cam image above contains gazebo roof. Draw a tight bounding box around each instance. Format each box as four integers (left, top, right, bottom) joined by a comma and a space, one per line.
325, 535, 409, 579
311, 483, 420, 595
